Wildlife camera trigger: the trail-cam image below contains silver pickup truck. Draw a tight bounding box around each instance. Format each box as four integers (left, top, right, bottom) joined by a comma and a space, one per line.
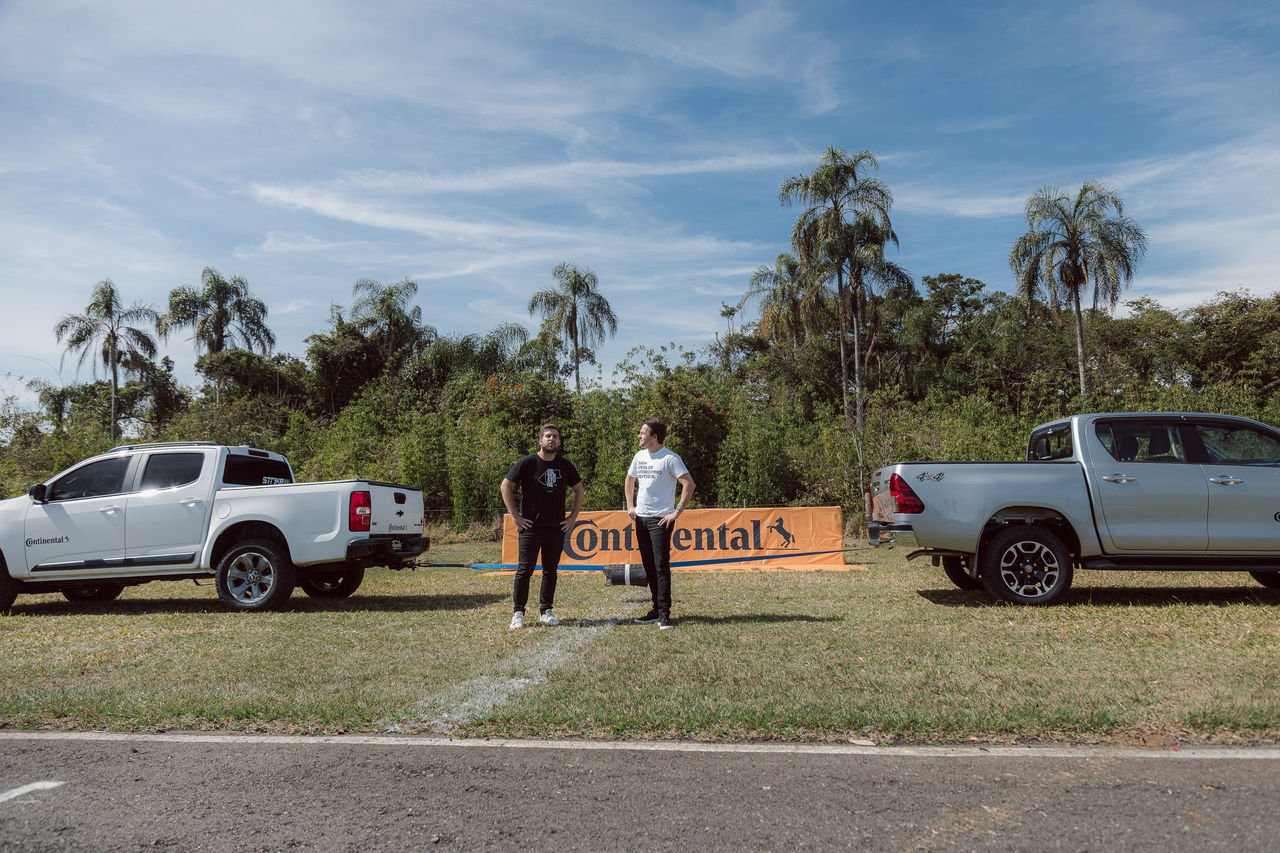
867, 412, 1280, 604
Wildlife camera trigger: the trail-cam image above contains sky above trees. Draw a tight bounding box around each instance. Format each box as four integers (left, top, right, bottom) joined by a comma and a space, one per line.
2, 0, 1277, 401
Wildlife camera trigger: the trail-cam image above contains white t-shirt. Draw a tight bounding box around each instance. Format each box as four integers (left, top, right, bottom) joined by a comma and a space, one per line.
628, 446, 689, 516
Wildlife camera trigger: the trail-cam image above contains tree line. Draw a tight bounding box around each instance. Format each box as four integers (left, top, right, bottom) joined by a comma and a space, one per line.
4, 146, 1277, 530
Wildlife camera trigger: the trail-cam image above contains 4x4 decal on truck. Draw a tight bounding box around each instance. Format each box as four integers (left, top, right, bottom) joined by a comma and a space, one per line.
915, 472, 945, 482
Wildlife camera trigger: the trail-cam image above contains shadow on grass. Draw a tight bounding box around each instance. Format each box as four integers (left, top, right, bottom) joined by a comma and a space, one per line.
9, 591, 507, 617
659, 613, 841, 625
918, 585, 1280, 608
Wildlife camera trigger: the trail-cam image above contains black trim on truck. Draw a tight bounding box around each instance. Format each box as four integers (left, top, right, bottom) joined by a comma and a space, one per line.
345, 535, 425, 566
32, 553, 198, 572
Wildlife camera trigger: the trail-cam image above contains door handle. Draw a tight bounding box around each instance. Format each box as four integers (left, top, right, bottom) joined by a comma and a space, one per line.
1209, 476, 1244, 485
1101, 474, 1136, 483
98, 505, 122, 514
180, 498, 202, 507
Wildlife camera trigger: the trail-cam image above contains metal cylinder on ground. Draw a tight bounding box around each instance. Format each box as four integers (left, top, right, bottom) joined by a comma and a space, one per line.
603, 563, 648, 586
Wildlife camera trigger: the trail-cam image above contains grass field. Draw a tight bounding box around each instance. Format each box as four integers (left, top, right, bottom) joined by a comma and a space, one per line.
3, 536, 1279, 745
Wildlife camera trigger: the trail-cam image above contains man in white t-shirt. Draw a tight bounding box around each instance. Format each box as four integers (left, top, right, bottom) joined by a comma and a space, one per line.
624, 418, 696, 630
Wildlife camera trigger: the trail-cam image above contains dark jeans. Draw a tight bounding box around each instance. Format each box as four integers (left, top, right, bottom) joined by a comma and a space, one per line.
635, 515, 673, 616
514, 527, 563, 614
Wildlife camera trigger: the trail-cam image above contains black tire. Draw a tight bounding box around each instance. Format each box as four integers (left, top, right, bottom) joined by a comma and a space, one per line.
942, 555, 983, 590
980, 526, 1073, 605
60, 582, 124, 603
1248, 570, 1280, 590
0, 567, 17, 613
215, 539, 296, 612
299, 567, 365, 598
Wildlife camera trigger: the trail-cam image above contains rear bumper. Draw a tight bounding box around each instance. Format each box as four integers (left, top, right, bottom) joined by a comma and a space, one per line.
346, 534, 426, 566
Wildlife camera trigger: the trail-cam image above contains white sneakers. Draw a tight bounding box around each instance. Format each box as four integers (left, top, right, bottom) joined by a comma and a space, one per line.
510, 610, 560, 628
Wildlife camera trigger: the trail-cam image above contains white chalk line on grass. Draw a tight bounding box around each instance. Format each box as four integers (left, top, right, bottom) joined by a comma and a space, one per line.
0, 781, 65, 804
3, 731, 1280, 760
384, 597, 636, 733
387, 621, 615, 732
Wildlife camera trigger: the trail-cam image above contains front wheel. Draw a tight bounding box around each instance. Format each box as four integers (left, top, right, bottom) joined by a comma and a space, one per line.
942, 555, 983, 590
980, 526, 1073, 605
1248, 570, 1280, 590
61, 582, 124, 603
299, 567, 365, 598
0, 568, 17, 612
216, 539, 296, 612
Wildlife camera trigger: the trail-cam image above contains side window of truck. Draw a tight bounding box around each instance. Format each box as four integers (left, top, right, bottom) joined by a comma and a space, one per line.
139, 453, 204, 490
222, 455, 294, 486
46, 456, 131, 501
1096, 423, 1186, 463
1194, 424, 1280, 466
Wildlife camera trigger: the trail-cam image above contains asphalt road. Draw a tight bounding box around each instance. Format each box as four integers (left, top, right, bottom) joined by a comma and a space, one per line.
3, 732, 1278, 851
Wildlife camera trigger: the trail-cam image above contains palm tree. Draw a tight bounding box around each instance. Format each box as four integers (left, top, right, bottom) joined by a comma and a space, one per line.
1010, 181, 1147, 396
739, 252, 832, 352
528, 263, 617, 394
350, 277, 434, 372
158, 267, 275, 356
781, 146, 895, 432
844, 213, 912, 411
54, 279, 159, 440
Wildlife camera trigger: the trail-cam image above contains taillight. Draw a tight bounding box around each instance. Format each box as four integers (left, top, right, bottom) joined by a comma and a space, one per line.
349, 490, 372, 532
889, 474, 925, 514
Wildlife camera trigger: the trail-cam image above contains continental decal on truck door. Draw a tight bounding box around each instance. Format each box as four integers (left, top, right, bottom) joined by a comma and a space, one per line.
26, 536, 68, 547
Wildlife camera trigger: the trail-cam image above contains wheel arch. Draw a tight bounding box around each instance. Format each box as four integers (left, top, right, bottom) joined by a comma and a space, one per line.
977, 508, 1081, 564
209, 521, 291, 570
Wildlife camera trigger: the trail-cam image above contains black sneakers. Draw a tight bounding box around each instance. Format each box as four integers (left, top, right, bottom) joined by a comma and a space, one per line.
658, 616, 675, 630
633, 609, 660, 624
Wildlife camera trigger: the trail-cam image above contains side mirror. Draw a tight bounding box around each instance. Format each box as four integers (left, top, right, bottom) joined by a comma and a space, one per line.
28, 483, 47, 503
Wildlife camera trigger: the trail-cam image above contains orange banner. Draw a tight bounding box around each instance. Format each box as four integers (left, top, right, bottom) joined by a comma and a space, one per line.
501, 507, 846, 570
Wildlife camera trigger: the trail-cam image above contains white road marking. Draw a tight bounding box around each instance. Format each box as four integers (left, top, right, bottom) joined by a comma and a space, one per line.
0, 781, 65, 804
2, 730, 1279, 760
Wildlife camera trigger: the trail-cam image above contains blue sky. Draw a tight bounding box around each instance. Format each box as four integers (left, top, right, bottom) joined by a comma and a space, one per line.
2, 0, 1278, 405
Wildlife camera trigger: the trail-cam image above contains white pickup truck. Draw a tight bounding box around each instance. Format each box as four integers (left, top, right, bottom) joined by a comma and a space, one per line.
867, 412, 1280, 605
0, 442, 426, 612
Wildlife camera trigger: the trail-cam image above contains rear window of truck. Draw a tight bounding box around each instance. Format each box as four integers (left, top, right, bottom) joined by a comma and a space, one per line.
1027, 423, 1073, 460
222, 455, 293, 486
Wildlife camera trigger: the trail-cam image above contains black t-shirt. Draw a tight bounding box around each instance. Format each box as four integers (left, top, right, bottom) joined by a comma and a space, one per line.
505, 453, 582, 528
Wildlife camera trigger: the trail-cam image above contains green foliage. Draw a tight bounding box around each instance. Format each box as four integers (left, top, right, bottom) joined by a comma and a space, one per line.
714, 391, 803, 508
438, 373, 574, 528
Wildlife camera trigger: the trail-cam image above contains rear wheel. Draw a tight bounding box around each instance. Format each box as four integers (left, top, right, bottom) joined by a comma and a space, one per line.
980, 526, 1073, 605
942, 555, 983, 590
299, 567, 365, 598
216, 539, 296, 612
1248, 570, 1280, 590
61, 582, 124, 603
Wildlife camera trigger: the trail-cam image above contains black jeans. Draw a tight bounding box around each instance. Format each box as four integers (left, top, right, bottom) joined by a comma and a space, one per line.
514, 527, 563, 614
634, 515, 673, 616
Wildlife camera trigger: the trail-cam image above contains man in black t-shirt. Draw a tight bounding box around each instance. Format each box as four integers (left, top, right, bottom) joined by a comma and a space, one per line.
500, 423, 584, 628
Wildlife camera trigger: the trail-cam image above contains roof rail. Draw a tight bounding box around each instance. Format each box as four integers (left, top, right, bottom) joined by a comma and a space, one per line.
107, 441, 221, 452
